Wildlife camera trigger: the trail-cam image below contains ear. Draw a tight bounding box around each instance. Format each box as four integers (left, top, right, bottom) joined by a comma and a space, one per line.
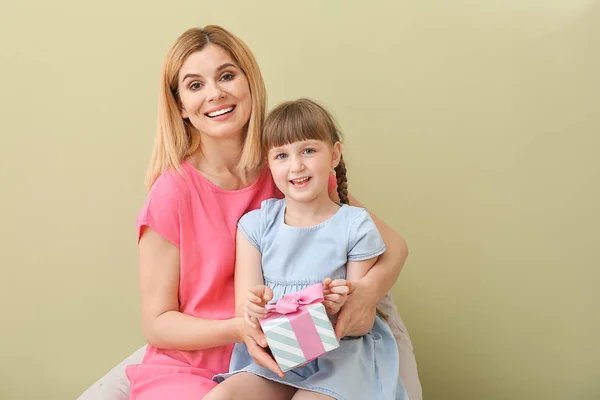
180, 104, 189, 119
176, 96, 189, 119
331, 142, 342, 169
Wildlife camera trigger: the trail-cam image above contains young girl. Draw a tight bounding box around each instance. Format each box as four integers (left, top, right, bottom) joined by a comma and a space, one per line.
208, 99, 409, 400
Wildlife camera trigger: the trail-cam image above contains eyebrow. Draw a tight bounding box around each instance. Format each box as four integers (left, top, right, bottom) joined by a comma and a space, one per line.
180, 63, 238, 83
269, 140, 321, 152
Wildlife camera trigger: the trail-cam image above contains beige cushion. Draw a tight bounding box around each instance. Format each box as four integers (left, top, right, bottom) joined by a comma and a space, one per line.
77, 345, 145, 400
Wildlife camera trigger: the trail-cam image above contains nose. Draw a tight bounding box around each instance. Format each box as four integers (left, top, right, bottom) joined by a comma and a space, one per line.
206, 81, 226, 102
290, 155, 304, 172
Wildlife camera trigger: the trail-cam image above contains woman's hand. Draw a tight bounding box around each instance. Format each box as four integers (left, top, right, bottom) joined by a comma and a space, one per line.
238, 285, 285, 378
239, 318, 285, 378
334, 281, 377, 339
322, 278, 354, 316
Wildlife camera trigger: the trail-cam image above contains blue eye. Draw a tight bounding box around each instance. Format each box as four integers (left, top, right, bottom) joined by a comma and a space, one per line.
303, 148, 316, 154
275, 153, 287, 160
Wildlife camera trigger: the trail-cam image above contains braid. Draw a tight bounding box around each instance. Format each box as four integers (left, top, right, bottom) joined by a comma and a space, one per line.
376, 307, 390, 321
335, 155, 349, 204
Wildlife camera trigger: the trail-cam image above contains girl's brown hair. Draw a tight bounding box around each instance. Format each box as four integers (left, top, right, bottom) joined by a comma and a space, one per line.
264, 100, 390, 320
262, 98, 349, 204
146, 25, 267, 190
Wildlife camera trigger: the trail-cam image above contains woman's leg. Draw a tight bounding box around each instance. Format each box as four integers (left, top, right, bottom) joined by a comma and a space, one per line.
378, 292, 423, 400
204, 372, 296, 400
291, 390, 334, 400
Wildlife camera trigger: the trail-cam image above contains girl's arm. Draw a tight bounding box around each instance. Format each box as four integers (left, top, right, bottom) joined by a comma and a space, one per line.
234, 228, 266, 317
346, 255, 380, 283
322, 256, 379, 317
139, 228, 243, 351
330, 192, 409, 337
234, 228, 285, 378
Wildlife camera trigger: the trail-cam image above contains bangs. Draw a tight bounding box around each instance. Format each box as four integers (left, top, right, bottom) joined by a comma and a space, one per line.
262, 100, 333, 151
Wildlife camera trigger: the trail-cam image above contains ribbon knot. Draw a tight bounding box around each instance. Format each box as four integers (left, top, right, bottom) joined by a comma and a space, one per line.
265, 283, 324, 315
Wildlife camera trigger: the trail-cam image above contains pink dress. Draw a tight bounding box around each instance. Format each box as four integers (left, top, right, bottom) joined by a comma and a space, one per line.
125, 161, 283, 399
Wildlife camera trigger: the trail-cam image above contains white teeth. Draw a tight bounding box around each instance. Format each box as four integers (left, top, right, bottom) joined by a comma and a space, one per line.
207, 106, 234, 117
291, 177, 309, 184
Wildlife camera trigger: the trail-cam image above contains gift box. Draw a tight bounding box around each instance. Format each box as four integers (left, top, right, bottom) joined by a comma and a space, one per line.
259, 283, 340, 372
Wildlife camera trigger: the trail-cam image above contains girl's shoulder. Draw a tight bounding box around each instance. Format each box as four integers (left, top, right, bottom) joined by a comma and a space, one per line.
239, 197, 284, 229
257, 197, 285, 225
259, 197, 286, 213
338, 204, 371, 226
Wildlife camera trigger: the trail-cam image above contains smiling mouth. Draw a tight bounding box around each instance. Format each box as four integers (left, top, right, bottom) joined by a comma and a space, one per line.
205, 106, 235, 118
290, 177, 311, 186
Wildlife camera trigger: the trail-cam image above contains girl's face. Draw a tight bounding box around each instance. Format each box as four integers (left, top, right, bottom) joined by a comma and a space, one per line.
268, 139, 341, 204
177, 44, 252, 141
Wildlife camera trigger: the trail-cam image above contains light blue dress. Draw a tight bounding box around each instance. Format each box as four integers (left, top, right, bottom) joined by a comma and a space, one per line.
214, 198, 409, 400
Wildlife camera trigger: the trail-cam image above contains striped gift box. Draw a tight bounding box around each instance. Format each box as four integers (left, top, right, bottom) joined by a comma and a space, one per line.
260, 302, 340, 372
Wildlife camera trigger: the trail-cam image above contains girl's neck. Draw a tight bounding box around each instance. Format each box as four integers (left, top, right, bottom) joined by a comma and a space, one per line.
284, 192, 340, 227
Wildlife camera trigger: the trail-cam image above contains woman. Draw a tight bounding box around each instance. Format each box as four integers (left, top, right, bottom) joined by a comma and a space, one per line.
79, 25, 422, 400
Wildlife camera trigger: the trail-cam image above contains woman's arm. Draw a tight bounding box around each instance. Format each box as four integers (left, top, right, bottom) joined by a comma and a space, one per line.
139, 228, 243, 350
330, 192, 409, 337
347, 193, 408, 298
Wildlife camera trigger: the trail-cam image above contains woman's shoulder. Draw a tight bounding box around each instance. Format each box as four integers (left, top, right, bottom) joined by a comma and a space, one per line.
137, 168, 191, 246
148, 165, 195, 198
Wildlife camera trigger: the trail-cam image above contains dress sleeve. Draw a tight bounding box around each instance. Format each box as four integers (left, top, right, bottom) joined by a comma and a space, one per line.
136, 173, 181, 247
347, 209, 386, 261
237, 208, 263, 252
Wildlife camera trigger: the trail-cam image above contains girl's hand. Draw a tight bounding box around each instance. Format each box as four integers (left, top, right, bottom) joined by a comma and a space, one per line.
244, 285, 273, 328
322, 278, 354, 316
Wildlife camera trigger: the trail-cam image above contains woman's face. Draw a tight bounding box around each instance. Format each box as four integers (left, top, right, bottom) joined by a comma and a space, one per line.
177, 44, 252, 141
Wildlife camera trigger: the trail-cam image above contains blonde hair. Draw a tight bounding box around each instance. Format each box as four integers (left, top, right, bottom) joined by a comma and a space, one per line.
146, 25, 267, 190
263, 98, 349, 204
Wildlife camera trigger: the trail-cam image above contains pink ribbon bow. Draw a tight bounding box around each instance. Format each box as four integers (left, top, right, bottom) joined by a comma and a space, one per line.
265, 283, 324, 315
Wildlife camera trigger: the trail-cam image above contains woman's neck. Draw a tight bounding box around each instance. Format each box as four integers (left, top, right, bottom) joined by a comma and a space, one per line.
186, 134, 260, 190
189, 134, 244, 174
284, 192, 340, 227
